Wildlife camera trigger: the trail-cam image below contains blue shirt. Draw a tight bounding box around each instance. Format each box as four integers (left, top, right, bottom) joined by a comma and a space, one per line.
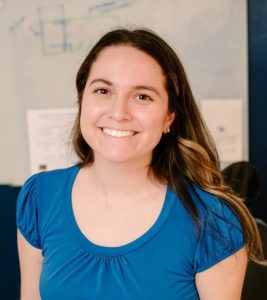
16, 165, 245, 300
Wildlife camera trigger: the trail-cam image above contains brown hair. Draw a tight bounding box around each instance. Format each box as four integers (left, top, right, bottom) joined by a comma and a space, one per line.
72, 28, 265, 264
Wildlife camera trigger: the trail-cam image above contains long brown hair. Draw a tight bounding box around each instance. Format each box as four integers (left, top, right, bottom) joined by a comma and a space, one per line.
72, 28, 265, 264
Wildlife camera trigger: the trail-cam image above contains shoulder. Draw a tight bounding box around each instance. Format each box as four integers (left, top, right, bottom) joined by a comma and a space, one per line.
169, 183, 239, 221
189, 184, 222, 208
16, 164, 80, 249
186, 184, 244, 240
34, 164, 80, 183
185, 184, 246, 272
17, 164, 80, 221
17, 164, 80, 212
166, 183, 245, 273
22, 164, 80, 191
167, 183, 234, 222
187, 184, 239, 222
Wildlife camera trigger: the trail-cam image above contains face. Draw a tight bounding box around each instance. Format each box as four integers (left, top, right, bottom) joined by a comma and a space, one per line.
80, 45, 175, 165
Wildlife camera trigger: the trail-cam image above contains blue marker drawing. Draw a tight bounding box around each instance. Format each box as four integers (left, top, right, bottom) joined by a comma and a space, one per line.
88, 1, 116, 13
29, 25, 41, 37
88, 0, 135, 14
8, 16, 25, 32
38, 4, 70, 55
38, 3, 121, 56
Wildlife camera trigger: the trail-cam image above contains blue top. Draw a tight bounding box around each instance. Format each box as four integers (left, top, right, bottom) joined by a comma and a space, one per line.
16, 165, 245, 300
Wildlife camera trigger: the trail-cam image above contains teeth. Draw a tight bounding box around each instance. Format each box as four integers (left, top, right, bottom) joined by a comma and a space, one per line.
102, 128, 135, 138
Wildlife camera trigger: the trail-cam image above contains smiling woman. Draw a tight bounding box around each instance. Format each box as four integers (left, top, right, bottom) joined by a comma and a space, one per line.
16, 28, 265, 300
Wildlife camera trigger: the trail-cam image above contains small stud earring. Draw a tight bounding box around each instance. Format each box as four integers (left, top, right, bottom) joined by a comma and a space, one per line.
166, 128, 170, 133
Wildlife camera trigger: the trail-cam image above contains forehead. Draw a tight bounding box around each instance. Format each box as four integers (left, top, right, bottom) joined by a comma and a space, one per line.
89, 45, 166, 86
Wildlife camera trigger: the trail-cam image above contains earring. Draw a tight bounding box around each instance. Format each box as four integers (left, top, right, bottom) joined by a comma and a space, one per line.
166, 127, 170, 133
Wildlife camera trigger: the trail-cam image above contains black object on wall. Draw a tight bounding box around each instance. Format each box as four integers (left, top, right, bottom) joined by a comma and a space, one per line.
248, 0, 267, 222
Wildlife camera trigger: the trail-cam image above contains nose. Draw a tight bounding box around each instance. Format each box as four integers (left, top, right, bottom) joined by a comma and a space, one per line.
108, 95, 132, 121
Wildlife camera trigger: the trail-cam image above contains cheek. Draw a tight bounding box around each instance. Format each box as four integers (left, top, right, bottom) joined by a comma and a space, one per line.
79, 106, 88, 134
141, 113, 167, 148
143, 108, 168, 131
80, 101, 101, 126
80, 102, 96, 138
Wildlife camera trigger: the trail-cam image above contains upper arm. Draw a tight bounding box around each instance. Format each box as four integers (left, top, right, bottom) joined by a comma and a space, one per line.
17, 230, 43, 300
195, 246, 248, 300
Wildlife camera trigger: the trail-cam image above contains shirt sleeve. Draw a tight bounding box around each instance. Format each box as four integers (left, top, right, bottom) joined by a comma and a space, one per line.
16, 174, 42, 249
193, 191, 246, 273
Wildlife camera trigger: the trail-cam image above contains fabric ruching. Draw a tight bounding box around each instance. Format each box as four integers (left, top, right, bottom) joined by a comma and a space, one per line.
16, 174, 42, 249
193, 188, 245, 272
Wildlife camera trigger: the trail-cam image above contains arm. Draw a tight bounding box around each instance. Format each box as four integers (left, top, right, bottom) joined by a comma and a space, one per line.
17, 230, 43, 300
195, 246, 248, 300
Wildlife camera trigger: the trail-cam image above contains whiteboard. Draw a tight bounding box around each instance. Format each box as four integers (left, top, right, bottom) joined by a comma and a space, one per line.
0, 0, 248, 184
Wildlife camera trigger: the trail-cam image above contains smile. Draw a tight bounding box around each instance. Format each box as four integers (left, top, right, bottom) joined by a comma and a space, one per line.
101, 128, 137, 138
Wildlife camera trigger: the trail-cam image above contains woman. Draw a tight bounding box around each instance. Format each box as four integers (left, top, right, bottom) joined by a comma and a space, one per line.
17, 28, 264, 299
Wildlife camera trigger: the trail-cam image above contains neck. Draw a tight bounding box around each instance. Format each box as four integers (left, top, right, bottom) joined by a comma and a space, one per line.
83, 157, 160, 201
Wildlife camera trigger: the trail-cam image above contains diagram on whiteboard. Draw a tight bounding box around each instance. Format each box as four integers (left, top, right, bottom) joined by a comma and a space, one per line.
7, 0, 136, 55
38, 4, 120, 55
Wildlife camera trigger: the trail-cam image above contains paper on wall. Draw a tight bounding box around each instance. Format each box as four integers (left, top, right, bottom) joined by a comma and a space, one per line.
200, 99, 243, 162
27, 108, 78, 175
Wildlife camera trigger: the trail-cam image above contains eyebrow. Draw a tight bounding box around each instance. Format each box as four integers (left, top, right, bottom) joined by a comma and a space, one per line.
89, 78, 113, 86
133, 85, 160, 97
88, 78, 161, 97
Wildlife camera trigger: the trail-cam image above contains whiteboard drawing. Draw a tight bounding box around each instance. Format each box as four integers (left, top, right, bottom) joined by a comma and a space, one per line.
38, 3, 120, 55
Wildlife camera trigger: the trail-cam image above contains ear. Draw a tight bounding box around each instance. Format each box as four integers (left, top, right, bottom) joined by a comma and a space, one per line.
163, 112, 176, 133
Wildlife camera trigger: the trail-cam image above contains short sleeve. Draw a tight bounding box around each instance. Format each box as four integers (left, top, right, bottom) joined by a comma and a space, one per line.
194, 192, 245, 273
16, 174, 42, 249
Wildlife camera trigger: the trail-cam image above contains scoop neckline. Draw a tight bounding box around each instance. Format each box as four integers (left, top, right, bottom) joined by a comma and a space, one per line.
66, 164, 176, 256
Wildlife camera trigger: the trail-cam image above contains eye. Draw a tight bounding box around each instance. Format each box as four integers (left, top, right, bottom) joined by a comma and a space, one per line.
94, 88, 109, 95
136, 94, 152, 101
